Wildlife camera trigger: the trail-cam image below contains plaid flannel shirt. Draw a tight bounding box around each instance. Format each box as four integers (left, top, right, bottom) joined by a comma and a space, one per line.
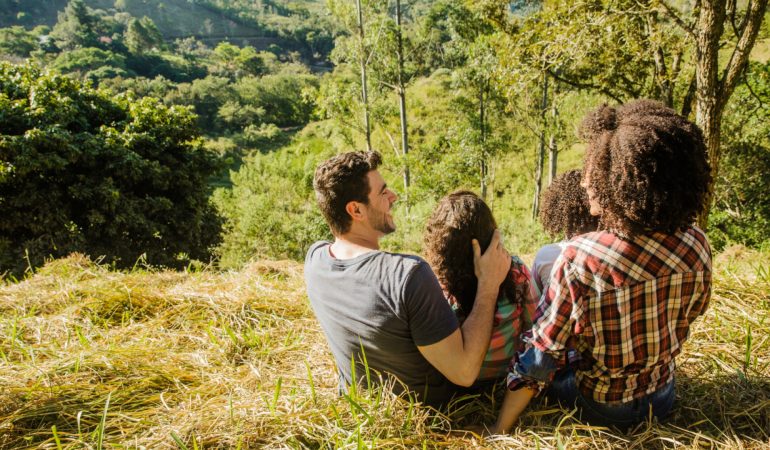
447, 256, 538, 381
507, 227, 712, 404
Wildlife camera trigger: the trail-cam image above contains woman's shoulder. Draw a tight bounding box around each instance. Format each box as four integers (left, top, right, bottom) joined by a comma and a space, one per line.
509, 255, 532, 280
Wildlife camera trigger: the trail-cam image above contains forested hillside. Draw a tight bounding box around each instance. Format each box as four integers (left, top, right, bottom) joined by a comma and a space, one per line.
0, 0, 768, 274
0, 0, 333, 61
1, 0, 769, 275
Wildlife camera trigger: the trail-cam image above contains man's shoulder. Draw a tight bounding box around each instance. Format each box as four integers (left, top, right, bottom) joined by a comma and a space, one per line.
369, 251, 432, 286
377, 250, 426, 268
304, 242, 430, 282
306, 240, 331, 257
304, 241, 331, 268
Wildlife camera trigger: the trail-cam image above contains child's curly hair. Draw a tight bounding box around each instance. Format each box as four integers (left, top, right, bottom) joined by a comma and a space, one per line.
423, 191, 515, 316
540, 170, 599, 239
580, 100, 711, 235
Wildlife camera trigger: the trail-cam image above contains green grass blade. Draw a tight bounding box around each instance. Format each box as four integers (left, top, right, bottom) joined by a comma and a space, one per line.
170, 431, 190, 450
96, 392, 111, 450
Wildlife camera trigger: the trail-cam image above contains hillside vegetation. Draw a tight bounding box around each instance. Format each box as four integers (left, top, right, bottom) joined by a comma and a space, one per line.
0, 252, 767, 448
0, 0, 330, 55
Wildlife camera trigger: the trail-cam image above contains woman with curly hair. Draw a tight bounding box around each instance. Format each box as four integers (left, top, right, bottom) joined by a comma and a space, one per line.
532, 169, 599, 296
424, 191, 537, 384
489, 100, 713, 432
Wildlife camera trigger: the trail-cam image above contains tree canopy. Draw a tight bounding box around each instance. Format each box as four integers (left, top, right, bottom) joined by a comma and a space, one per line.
0, 62, 223, 275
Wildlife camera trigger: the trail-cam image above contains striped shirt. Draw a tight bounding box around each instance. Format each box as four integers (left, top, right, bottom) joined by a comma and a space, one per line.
508, 227, 712, 403
447, 256, 538, 381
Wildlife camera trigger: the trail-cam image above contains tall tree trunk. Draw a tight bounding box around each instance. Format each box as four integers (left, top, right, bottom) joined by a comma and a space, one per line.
395, 0, 409, 202
548, 100, 558, 185
694, 0, 768, 227
532, 72, 548, 219
694, 0, 724, 229
547, 134, 557, 186
356, 0, 371, 151
479, 81, 487, 200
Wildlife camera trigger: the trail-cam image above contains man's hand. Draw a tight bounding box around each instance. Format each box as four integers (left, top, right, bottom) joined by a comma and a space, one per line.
473, 229, 511, 297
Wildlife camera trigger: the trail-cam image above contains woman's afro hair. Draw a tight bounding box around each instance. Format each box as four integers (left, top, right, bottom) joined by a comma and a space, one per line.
539, 169, 598, 239
580, 99, 711, 235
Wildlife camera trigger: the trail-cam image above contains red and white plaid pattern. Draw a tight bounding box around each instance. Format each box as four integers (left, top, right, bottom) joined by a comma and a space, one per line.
525, 227, 712, 403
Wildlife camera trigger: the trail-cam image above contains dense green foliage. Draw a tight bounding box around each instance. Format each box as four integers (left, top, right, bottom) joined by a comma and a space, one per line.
212, 125, 332, 267
0, 0, 767, 272
0, 0, 328, 159
709, 61, 770, 250
0, 0, 336, 63
0, 63, 223, 275
191, 0, 337, 60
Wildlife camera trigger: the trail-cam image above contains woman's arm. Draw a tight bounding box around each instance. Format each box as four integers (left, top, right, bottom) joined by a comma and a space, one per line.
488, 387, 537, 434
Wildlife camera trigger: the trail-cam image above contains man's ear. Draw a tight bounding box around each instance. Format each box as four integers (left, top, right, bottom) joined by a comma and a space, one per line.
345, 201, 364, 221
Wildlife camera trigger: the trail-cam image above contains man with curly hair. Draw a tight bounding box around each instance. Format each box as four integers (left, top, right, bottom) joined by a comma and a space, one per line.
489, 100, 713, 431
532, 169, 599, 296
305, 151, 511, 408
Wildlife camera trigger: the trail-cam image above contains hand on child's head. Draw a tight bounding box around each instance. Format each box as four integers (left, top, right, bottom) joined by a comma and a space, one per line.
473, 229, 510, 284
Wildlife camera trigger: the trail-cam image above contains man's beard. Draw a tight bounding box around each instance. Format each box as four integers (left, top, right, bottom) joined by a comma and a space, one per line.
369, 210, 396, 235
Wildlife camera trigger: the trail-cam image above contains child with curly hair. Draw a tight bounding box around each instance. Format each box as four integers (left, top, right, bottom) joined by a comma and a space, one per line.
489, 100, 713, 432
424, 191, 537, 384
532, 170, 599, 297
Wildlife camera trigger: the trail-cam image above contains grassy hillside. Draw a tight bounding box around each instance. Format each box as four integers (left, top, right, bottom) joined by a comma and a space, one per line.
0, 252, 768, 448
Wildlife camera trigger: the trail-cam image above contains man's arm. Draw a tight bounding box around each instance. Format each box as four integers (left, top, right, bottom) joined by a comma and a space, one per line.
417, 229, 510, 387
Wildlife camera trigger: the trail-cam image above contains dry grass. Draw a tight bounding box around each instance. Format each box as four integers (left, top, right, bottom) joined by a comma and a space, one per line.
0, 252, 768, 449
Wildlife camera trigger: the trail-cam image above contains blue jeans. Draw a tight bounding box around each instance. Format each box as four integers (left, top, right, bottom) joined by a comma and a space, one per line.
548, 369, 675, 429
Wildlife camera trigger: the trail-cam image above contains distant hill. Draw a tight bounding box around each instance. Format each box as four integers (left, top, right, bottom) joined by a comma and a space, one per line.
0, 0, 329, 53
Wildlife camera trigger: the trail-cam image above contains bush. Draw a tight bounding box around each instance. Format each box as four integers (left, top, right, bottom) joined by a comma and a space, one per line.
126, 53, 207, 83
213, 130, 333, 268
49, 47, 128, 76
0, 62, 223, 275
236, 123, 283, 148
709, 62, 770, 250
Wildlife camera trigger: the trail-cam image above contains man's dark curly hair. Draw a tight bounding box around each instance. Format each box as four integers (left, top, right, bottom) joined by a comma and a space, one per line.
540, 170, 599, 239
313, 151, 382, 235
423, 191, 515, 316
580, 100, 711, 235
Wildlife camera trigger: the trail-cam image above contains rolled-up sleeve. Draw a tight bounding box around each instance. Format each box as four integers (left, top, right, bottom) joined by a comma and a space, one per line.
506, 344, 561, 391
506, 254, 586, 392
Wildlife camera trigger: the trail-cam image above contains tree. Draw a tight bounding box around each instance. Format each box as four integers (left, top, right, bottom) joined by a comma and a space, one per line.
49, 0, 99, 51
0, 26, 38, 57
708, 61, 770, 249
327, 0, 384, 151
0, 63, 223, 275
443, 6, 506, 200
49, 47, 128, 77
692, 0, 769, 225
482, 0, 769, 225
124, 16, 163, 54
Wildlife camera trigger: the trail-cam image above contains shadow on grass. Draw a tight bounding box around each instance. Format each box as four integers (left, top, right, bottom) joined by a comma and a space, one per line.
445, 373, 770, 447
671, 373, 770, 443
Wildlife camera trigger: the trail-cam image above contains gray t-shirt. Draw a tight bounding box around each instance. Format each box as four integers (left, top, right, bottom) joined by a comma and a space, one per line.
531, 241, 567, 297
304, 241, 460, 407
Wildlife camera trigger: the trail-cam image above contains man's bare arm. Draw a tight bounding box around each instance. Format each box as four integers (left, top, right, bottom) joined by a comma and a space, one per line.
418, 230, 510, 386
